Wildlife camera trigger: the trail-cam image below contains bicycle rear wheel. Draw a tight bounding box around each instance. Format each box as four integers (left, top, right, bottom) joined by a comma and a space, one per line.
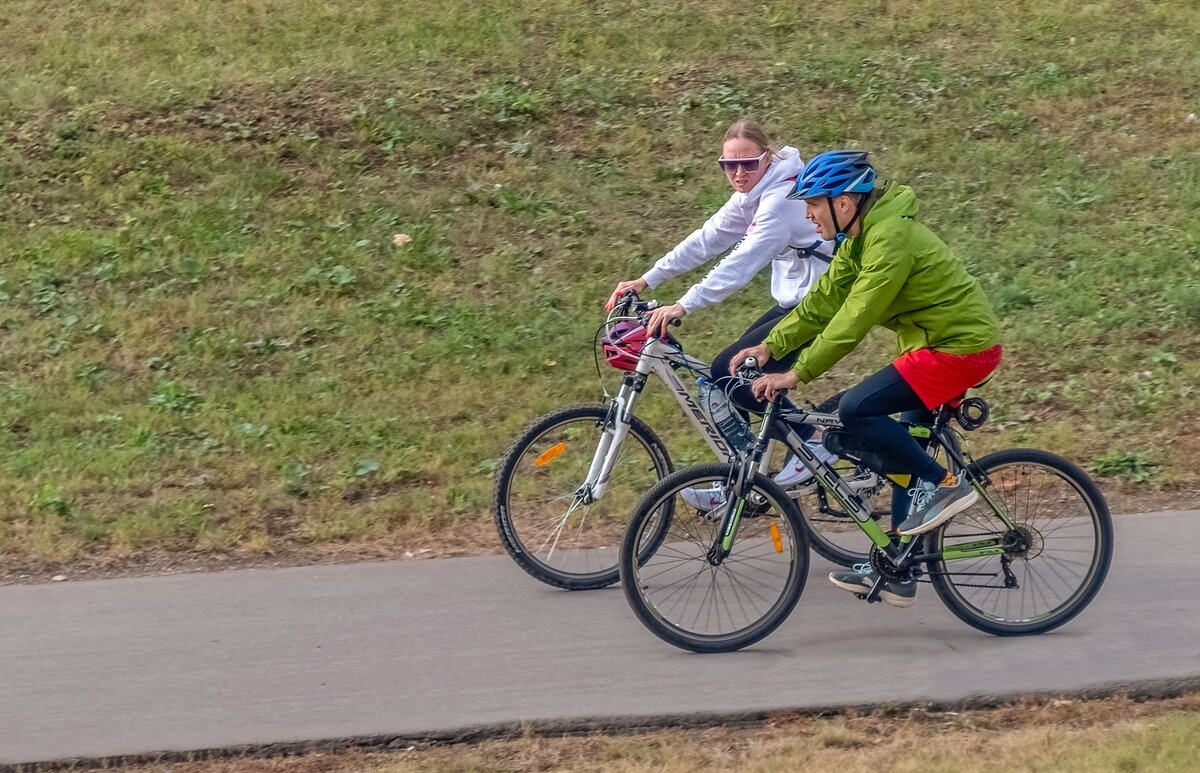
619, 463, 809, 653
926, 448, 1113, 636
494, 404, 672, 590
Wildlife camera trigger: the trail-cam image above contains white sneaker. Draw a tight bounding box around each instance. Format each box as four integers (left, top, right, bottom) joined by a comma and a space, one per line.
845, 468, 882, 493
773, 441, 839, 488
680, 484, 726, 514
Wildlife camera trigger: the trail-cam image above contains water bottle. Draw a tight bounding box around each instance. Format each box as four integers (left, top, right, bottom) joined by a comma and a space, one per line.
697, 376, 755, 451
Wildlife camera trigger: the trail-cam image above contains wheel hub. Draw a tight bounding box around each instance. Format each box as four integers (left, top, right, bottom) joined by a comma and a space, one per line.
1002, 524, 1043, 559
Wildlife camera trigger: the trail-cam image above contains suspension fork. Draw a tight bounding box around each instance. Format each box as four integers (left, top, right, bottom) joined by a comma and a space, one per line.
708, 402, 776, 564
581, 372, 646, 502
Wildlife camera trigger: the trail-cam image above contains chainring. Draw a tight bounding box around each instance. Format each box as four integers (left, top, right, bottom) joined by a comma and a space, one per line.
869, 544, 913, 583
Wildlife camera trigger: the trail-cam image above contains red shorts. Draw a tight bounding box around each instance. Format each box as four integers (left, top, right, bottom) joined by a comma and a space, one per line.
893, 345, 1002, 410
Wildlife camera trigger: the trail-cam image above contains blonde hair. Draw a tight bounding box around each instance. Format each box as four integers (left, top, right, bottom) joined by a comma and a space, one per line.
723, 120, 778, 158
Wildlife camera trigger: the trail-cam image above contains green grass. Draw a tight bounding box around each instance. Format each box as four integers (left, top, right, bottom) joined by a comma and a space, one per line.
1, 0, 1199, 566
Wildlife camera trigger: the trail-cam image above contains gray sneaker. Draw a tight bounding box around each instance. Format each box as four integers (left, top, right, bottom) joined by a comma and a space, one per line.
828, 563, 917, 608
896, 472, 978, 536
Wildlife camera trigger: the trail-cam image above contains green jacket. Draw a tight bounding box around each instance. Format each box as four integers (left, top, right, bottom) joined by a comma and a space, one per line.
763, 182, 1000, 383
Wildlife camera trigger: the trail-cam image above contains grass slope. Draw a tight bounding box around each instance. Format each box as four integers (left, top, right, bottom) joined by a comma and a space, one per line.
1, 0, 1198, 568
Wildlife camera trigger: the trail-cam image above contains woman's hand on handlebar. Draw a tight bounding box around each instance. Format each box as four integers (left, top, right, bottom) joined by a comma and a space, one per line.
751, 370, 799, 402
644, 303, 685, 337
729, 344, 772, 377
605, 278, 649, 311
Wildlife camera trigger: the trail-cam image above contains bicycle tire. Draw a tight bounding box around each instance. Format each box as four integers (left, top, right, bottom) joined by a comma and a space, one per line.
493, 404, 673, 590
619, 463, 809, 653
926, 448, 1113, 636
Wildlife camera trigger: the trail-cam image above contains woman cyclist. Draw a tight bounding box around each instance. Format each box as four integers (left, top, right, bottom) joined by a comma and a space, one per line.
732, 150, 1002, 608
606, 120, 842, 493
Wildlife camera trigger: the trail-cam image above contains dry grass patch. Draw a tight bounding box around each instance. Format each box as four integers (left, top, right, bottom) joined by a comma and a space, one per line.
81, 693, 1200, 773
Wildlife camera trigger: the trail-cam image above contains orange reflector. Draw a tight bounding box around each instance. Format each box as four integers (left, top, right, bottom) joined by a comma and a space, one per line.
770, 523, 783, 553
535, 442, 567, 466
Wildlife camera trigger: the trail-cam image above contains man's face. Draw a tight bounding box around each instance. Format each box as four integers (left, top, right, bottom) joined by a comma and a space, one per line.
804, 197, 836, 241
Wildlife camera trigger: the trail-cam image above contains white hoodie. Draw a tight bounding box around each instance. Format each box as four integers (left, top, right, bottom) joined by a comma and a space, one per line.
641, 146, 833, 313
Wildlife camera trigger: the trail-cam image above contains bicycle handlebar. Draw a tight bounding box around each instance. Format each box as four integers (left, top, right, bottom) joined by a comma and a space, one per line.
735, 357, 789, 401
736, 357, 763, 381
612, 290, 681, 329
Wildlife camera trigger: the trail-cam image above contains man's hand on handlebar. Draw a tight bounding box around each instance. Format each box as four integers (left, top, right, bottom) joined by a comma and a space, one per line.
729, 344, 772, 376
605, 278, 649, 311
644, 303, 685, 338
751, 370, 800, 402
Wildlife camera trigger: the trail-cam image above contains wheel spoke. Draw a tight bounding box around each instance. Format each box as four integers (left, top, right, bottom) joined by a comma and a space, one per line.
929, 452, 1110, 634
623, 465, 808, 651
498, 407, 668, 589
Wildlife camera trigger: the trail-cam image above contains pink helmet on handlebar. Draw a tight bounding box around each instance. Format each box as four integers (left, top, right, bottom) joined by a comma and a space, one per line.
601, 321, 681, 372
601, 320, 648, 372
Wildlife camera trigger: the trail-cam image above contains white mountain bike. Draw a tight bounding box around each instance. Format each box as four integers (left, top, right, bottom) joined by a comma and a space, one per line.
492, 291, 885, 590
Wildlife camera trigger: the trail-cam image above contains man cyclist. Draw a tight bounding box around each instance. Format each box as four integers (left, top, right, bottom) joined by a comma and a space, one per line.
732, 150, 1002, 608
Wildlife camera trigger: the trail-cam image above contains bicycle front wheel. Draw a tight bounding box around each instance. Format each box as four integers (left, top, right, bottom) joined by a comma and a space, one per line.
619, 463, 809, 653
926, 448, 1113, 636
494, 404, 672, 590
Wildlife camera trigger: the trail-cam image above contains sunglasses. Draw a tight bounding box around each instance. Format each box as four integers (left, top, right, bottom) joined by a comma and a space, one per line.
717, 150, 769, 174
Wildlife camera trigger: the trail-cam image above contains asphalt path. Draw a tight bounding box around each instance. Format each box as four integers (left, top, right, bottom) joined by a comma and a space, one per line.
2, 510, 1198, 766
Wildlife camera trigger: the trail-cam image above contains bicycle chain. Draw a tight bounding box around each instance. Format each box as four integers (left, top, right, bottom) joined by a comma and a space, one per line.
919, 578, 1010, 589
915, 530, 1015, 588
938, 530, 1006, 539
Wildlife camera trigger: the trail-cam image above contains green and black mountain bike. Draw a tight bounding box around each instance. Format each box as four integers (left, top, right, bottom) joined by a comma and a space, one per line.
618, 361, 1113, 653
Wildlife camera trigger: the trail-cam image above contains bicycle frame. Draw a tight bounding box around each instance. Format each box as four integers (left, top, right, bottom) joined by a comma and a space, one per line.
714, 393, 1022, 590
582, 334, 774, 502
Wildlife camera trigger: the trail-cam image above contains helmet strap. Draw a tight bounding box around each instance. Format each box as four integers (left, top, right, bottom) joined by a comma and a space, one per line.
827, 197, 844, 244
829, 193, 868, 245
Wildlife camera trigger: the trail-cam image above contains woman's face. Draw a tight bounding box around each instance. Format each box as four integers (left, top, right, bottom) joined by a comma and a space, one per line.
720, 138, 770, 194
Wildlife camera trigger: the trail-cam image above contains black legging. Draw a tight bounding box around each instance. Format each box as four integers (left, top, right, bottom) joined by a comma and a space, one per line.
710, 305, 814, 441
839, 364, 948, 528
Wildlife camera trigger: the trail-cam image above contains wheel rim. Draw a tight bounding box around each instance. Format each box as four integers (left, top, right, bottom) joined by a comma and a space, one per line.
504, 414, 662, 580
934, 461, 1104, 626
629, 474, 802, 642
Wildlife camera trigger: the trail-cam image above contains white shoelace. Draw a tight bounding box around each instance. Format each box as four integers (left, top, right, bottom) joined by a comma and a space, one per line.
907, 480, 939, 514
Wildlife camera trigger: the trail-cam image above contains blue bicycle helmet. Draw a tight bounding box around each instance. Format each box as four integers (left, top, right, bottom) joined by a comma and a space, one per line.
788, 150, 876, 199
